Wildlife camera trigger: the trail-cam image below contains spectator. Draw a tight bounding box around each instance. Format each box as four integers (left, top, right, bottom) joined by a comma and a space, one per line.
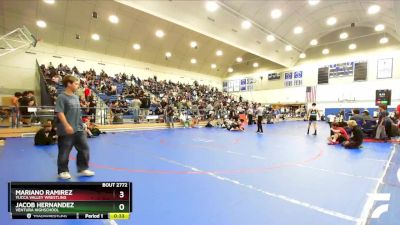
362, 110, 373, 122
165, 103, 175, 128
34, 124, 56, 145
11, 92, 22, 108
11, 92, 22, 125
375, 104, 389, 140
131, 96, 142, 123
18, 91, 35, 125
110, 101, 123, 124
84, 85, 91, 101
350, 109, 364, 125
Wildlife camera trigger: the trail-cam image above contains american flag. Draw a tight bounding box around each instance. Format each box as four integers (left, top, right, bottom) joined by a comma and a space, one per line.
306, 86, 316, 103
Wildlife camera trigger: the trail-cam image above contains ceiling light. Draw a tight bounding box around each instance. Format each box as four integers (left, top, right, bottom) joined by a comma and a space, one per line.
133, 43, 141, 50
228, 68, 234, 73
205, 1, 219, 12
216, 50, 223, 56
285, 45, 293, 51
191, 58, 197, 64
236, 57, 243, 63
165, 52, 172, 58
375, 24, 385, 32
293, 26, 303, 34
108, 15, 119, 24
211, 64, 217, 69
348, 43, 357, 50
310, 39, 318, 46
379, 37, 388, 44
253, 62, 259, 68
299, 53, 306, 59
339, 32, 348, 39
36, 20, 47, 28
190, 41, 198, 49
322, 48, 330, 55
155, 30, 165, 38
241, 20, 252, 29
43, 0, 55, 4
326, 17, 337, 26
266, 35, 275, 42
368, 5, 381, 15
271, 9, 282, 19
91, 33, 100, 41
308, 0, 320, 6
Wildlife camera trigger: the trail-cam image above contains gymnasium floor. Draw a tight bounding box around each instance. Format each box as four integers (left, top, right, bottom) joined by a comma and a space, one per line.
0, 122, 398, 225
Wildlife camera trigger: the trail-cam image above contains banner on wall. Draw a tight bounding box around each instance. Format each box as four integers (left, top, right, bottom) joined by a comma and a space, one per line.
284, 72, 293, 87
240, 79, 247, 92
328, 62, 354, 77
293, 71, 303, 86
233, 80, 240, 92
284, 71, 302, 87
268, 73, 281, 80
228, 81, 234, 92
377, 58, 393, 79
223, 81, 228, 92
223, 77, 255, 92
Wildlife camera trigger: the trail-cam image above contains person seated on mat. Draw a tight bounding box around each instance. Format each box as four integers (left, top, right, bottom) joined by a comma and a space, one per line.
328, 122, 349, 145
34, 123, 57, 145
45, 119, 58, 140
230, 119, 245, 131
205, 119, 214, 128
342, 120, 363, 149
223, 118, 233, 130
228, 118, 243, 131
82, 117, 94, 138
87, 121, 105, 137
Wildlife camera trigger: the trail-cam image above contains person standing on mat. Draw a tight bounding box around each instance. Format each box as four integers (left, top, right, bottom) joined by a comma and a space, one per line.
307, 103, 320, 135
55, 75, 95, 180
256, 103, 264, 133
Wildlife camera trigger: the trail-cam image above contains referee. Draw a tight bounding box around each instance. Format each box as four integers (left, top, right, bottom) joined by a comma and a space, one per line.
256, 103, 264, 133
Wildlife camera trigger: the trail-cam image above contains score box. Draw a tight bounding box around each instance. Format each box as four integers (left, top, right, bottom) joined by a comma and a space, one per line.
8, 182, 132, 219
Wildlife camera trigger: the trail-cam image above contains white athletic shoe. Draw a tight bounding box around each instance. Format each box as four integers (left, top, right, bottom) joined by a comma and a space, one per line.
78, 170, 95, 177
58, 172, 72, 180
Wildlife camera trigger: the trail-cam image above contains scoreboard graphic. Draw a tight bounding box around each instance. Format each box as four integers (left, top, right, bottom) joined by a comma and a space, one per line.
375, 89, 391, 106
9, 182, 132, 219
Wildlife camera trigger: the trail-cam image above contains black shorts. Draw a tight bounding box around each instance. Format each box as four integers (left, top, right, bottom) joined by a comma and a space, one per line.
343, 141, 362, 149
309, 115, 317, 121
